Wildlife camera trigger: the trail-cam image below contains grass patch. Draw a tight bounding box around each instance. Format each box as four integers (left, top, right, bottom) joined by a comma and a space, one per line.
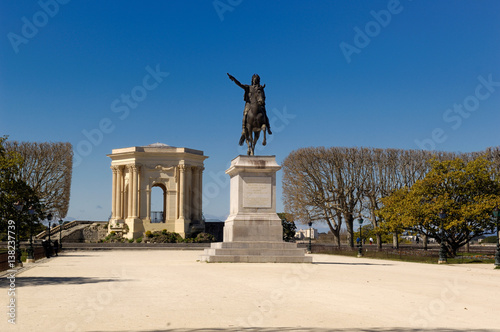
316, 247, 495, 265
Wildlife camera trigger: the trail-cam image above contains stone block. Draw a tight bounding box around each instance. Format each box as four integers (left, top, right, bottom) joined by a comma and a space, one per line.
200, 156, 311, 263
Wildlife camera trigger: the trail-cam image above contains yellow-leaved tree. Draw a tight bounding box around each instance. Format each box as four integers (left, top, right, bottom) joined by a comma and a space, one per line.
377, 156, 500, 257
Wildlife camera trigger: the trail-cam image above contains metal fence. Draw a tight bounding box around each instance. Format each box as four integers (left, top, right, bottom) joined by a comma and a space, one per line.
0, 245, 47, 272
151, 211, 164, 223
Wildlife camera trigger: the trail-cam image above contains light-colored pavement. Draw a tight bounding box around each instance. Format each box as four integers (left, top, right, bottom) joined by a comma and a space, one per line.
1, 250, 499, 332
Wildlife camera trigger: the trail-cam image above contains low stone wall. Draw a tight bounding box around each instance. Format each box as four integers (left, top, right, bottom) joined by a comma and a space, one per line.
82, 223, 109, 242
62, 242, 210, 250
62, 223, 109, 243
63, 229, 84, 242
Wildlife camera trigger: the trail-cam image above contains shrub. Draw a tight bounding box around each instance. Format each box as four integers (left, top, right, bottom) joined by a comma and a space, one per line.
194, 232, 216, 243
145, 230, 183, 243
128, 239, 134, 243
481, 236, 498, 244
136, 237, 142, 243
102, 232, 125, 243
145, 230, 152, 238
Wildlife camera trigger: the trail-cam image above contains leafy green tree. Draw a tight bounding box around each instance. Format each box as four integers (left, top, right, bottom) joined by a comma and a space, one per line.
5, 141, 73, 218
377, 157, 500, 257
278, 212, 297, 242
0, 136, 44, 240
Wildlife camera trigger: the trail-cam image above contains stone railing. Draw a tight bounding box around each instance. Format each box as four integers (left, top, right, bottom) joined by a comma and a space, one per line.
35, 220, 107, 239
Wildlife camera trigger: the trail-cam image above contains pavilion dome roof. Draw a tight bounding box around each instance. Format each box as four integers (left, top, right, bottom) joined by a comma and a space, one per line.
144, 142, 174, 148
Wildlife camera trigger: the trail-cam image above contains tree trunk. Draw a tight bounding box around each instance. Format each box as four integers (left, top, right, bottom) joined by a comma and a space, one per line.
376, 233, 382, 250
393, 232, 399, 249
423, 234, 428, 250
346, 215, 354, 248
331, 228, 341, 248
450, 244, 458, 258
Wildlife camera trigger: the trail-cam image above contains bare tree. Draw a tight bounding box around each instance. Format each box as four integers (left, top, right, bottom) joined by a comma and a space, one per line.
283, 146, 499, 248
5, 141, 73, 218
283, 147, 344, 246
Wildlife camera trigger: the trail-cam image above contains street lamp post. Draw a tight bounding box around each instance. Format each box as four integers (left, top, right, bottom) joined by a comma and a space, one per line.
492, 206, 500, 269
47, 213, 52, 241
357, 217, 364, 257
13, 202, 24, 267
47, 213, 53, 257
438, 210, 447, 264
307, 222, 312, 254
27, 207, 35, 263
58, 219, 63, 250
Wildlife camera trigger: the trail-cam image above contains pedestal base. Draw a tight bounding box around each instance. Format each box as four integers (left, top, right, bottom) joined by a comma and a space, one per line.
200, 156, 311, 263
200, 242, 312, 263
223, 213, 283, 242
124, 218, 144, 240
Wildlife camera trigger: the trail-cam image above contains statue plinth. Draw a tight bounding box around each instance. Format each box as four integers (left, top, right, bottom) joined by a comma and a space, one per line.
201, 156, 312, 263
224, 155, 282, 242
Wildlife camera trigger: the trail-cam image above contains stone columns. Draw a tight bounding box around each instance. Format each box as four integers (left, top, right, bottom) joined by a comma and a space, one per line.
193, 166, 204, 221
135, 165, 142, 218
111, 165, 124, 221
186, 166, 192, 220
111, 166, 117, 219
127, 166, 133, 218
145, 189, 151, 222
178, 165, 186, 221
117, 166, 123, 219
127, 165, 142, 218
132, 166, 138, 218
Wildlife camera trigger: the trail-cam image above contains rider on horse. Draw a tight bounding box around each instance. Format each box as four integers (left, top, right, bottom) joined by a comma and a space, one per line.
227, 73, 272, 137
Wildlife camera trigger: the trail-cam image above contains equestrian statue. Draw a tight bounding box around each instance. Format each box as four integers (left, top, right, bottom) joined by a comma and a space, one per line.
227, 73, 272, 156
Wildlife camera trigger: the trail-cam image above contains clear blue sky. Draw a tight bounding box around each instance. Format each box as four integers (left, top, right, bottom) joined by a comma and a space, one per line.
1, 1, 499, 229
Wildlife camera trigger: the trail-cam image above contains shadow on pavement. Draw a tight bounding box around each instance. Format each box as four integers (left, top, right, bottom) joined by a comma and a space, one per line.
57, 254, 99, 257
90, 328, 500, 332
0, 276, 128, 287
313, 262, 393, 266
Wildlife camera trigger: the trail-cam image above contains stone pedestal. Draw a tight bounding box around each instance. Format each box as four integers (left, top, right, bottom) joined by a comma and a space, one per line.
200, 155, 311, 263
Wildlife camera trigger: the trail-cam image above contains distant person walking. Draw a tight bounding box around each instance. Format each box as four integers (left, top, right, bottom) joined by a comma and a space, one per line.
53, 240, 59, 256
369, 237, 373, 245
42, 240, 52, 258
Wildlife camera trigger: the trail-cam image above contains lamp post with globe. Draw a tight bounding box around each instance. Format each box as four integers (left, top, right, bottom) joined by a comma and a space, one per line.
357, 216, 364, 258
13, 202, 24, 267
492, 206, 500, 269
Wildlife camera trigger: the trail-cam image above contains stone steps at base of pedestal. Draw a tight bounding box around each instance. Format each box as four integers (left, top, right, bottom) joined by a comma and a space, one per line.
199, 241, 312, 263
199, 254, 312, 263
203, 248, 307, 256
209, 241, 301, 250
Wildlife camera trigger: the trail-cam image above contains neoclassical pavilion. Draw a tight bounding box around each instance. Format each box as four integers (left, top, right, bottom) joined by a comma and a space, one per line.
107, 143, 208, 239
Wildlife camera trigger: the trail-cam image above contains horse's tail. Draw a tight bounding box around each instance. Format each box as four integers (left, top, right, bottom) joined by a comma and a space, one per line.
238, 134, 245, 146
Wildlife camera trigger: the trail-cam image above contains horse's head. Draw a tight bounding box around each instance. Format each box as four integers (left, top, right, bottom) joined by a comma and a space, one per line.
256, 87, 265, 106
249, 85, 265, 107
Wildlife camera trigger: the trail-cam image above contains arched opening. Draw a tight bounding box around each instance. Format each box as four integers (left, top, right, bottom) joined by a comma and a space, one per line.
151, 184, 166, 223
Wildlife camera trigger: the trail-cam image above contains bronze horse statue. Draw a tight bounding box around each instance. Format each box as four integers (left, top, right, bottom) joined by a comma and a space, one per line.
227, 73, 271, 156
239, 84, 268, 155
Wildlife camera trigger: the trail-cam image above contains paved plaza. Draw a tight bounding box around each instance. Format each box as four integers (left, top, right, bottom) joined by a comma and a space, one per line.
1, 250, 499, 332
